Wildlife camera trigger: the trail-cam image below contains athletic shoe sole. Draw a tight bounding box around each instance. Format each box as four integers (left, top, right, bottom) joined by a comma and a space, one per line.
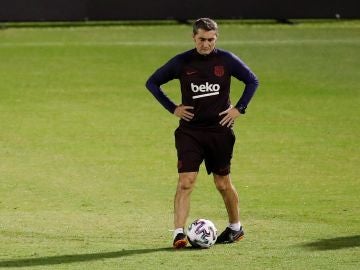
173, 238, 188, 249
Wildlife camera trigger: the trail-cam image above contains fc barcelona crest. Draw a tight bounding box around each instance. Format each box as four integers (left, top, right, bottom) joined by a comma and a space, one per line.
214, 65, 224, 77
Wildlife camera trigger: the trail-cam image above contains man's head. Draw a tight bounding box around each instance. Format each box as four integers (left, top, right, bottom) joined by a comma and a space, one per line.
192, 18, 218, 55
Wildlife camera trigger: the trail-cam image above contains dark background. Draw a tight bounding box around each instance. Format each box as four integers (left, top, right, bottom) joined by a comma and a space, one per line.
0, 0, 358, 22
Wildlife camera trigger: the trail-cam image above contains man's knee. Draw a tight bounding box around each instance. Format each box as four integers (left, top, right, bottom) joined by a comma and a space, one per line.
178, 172, 197, 191
213, 174, 231, 192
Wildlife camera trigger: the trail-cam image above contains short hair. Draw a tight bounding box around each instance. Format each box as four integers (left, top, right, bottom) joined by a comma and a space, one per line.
193, 18, 218, 35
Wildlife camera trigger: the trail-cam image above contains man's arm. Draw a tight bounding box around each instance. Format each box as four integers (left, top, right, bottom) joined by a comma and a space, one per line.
228, 52, 259, 113
219, 51, 259, 127
145, 57, 179, 114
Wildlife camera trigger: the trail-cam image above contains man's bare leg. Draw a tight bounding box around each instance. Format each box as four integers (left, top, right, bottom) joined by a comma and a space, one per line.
173, 172, 197, 248
213, 174, 239, 223
214, 174, 244, 243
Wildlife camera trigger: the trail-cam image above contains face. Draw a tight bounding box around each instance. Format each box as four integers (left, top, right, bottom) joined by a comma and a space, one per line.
193, 29, 217, 55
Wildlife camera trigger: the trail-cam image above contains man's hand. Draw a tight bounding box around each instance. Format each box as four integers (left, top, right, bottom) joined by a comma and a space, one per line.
219, 106, 241, 127
174, 105, 194, 121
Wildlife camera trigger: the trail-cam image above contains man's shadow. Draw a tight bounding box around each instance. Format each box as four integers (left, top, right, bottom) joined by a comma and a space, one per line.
4, 235, 358, 267
0, 247, 181, 268
300, 235, 360, 251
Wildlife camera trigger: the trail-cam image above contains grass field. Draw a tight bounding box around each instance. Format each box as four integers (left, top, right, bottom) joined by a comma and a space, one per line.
0, 20, 359, 269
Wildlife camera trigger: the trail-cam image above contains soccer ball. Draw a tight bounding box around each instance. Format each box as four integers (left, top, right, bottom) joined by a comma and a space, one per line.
187, 219, 217, 248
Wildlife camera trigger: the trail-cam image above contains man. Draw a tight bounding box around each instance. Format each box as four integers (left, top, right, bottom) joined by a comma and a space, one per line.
146, 18, 259, 249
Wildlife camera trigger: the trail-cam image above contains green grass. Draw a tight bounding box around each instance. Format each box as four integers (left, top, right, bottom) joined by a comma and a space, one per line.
0, 20, 359, 269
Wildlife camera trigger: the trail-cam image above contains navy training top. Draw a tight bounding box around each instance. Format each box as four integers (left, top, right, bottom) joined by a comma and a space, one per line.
146, 48, 259, 128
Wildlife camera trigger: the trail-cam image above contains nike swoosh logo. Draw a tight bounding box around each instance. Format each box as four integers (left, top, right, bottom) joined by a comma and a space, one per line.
186, 71, 197, 75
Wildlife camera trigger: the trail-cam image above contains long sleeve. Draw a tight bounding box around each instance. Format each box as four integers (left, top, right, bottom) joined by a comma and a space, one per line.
145, 57, 180, 114
227, 52, 259, 111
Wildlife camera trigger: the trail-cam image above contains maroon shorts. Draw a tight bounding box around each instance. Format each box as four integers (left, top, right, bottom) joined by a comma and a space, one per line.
174, 126, 236, 175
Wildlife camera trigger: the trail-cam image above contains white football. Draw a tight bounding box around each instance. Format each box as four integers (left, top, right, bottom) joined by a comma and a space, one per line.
187, 219, 217, 248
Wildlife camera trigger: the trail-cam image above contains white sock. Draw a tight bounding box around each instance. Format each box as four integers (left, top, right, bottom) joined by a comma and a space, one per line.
173, 228, 184, 239
228, 222, 241, 231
